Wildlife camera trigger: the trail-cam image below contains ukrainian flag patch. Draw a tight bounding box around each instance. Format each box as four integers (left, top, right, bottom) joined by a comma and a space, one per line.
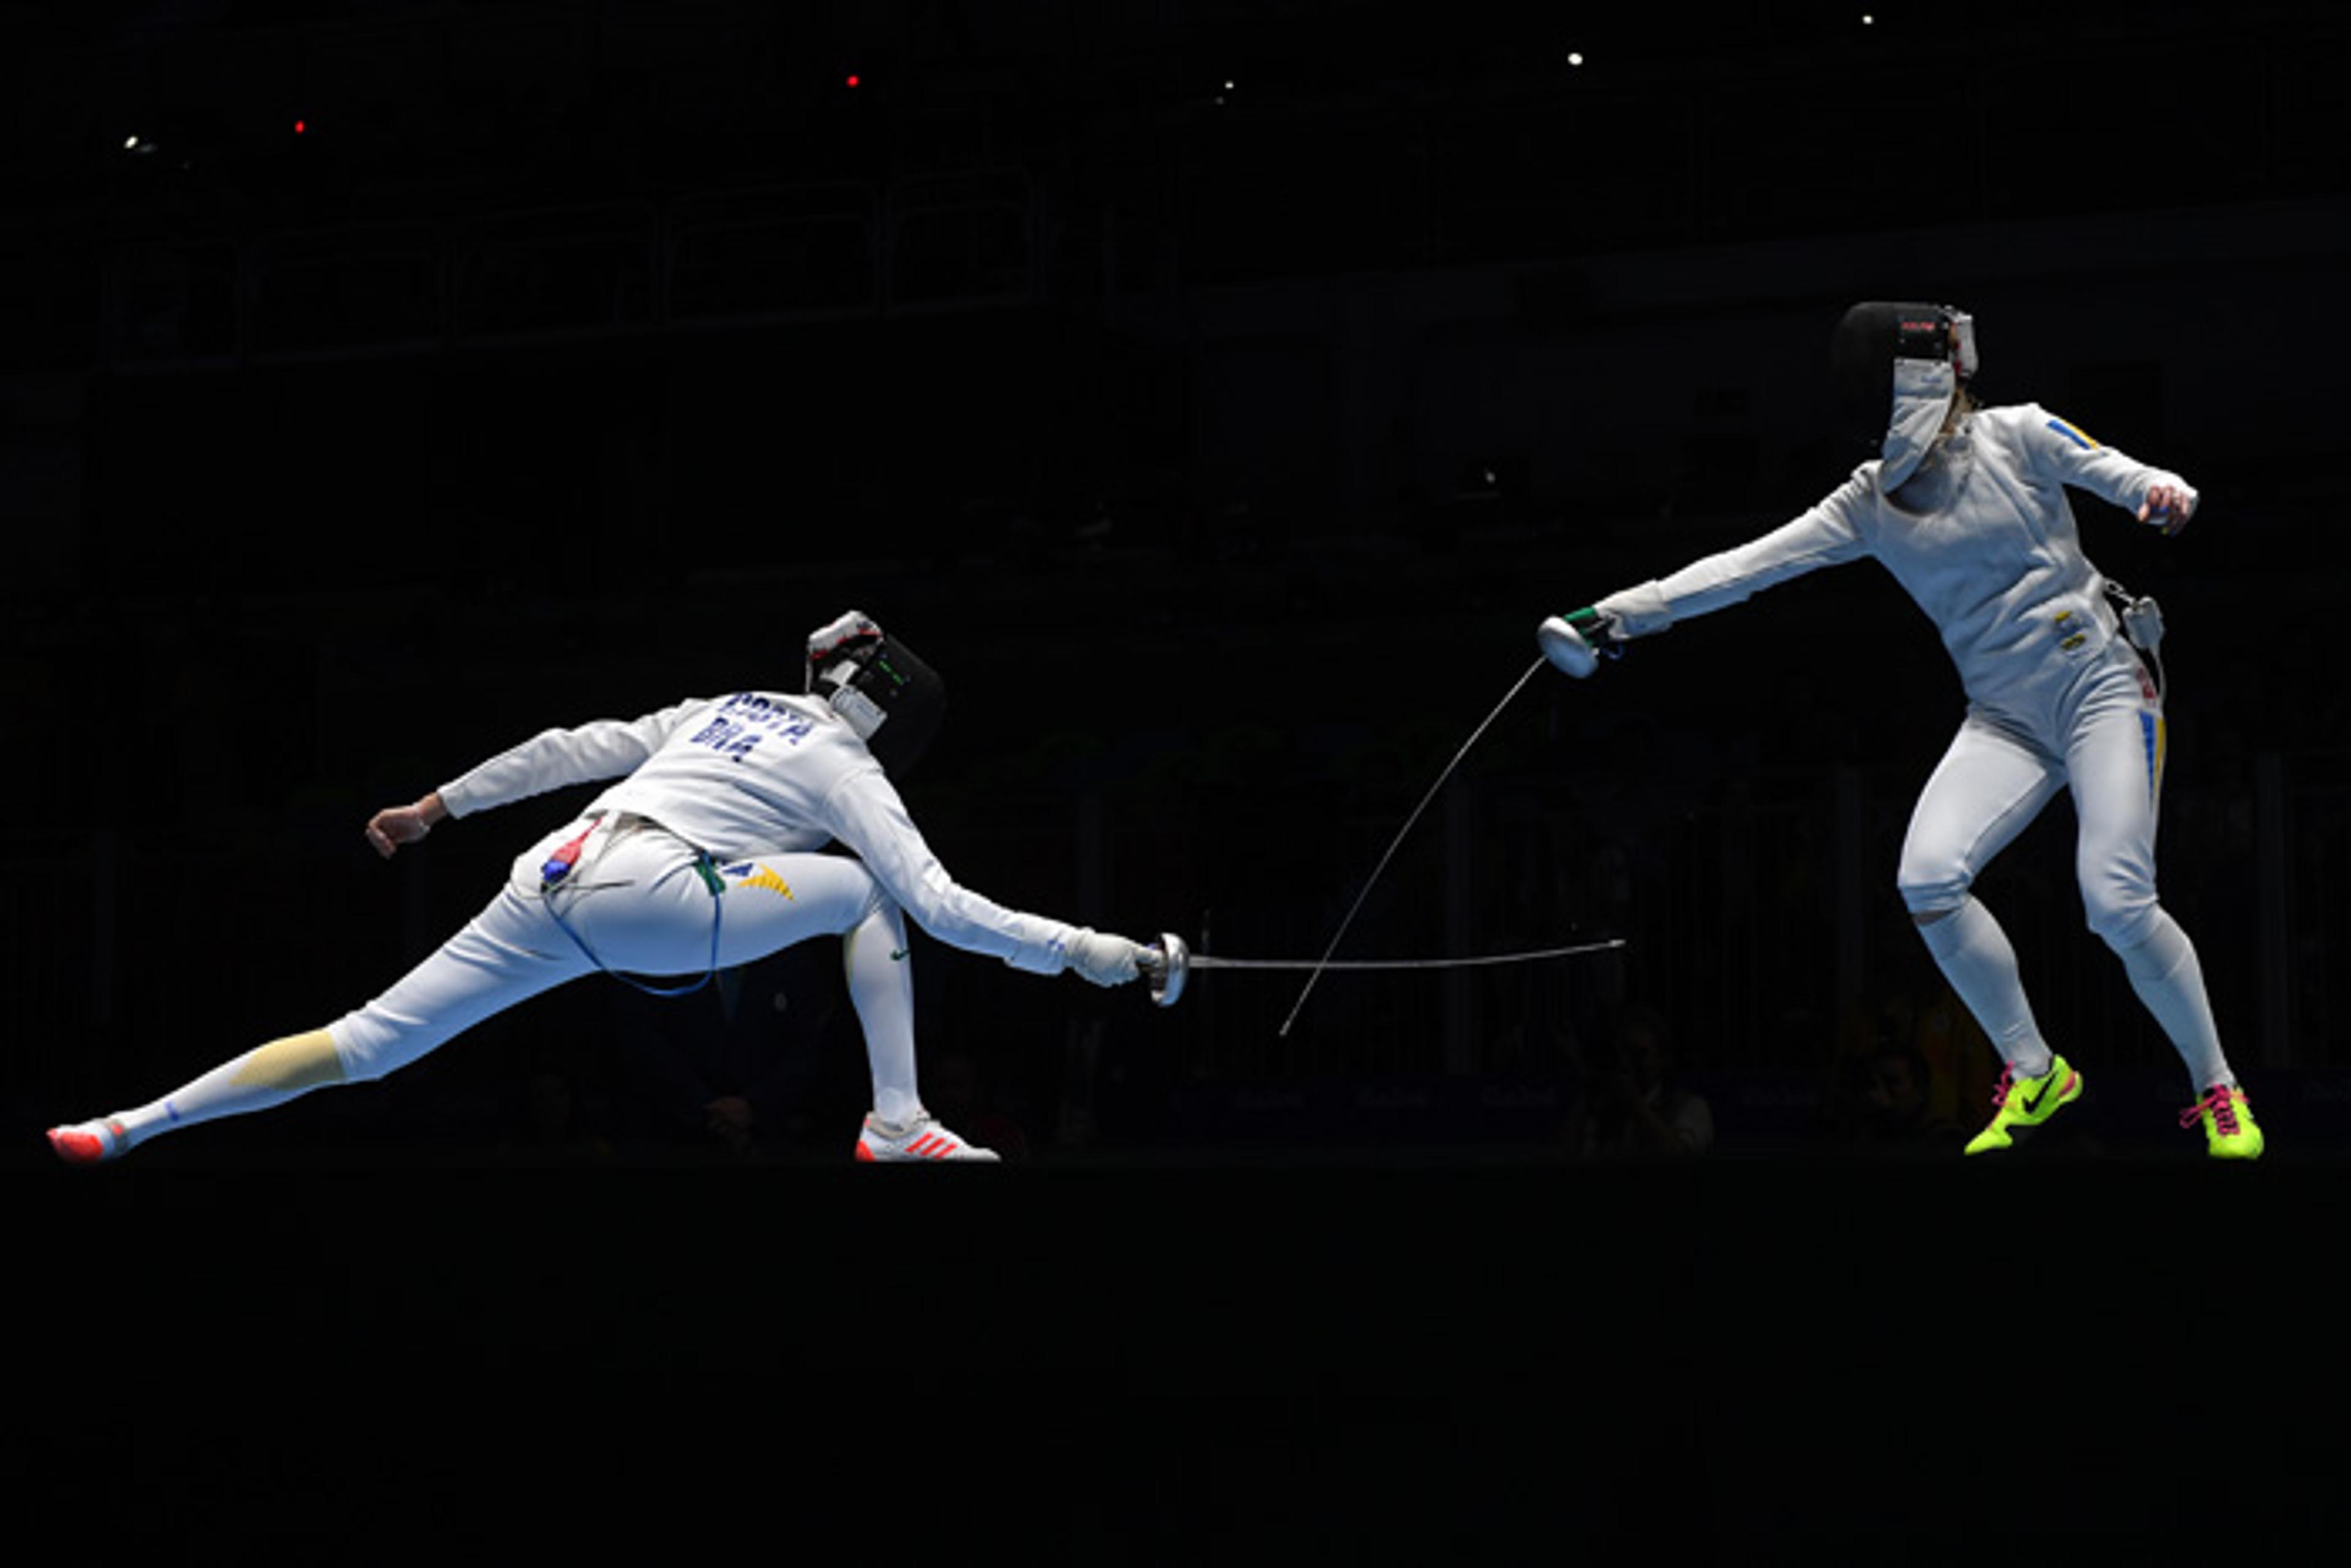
2139, 711, 2166, 804
2047, 416, 2100, 451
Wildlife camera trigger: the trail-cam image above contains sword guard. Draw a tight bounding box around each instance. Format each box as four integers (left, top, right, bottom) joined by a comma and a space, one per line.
1537, 615, 1599, 679
1141, 932, 1190, 1008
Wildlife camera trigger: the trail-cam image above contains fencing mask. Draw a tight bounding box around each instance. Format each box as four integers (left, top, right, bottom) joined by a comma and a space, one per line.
804, 610, 947, 772
1830, 301, 1978, 491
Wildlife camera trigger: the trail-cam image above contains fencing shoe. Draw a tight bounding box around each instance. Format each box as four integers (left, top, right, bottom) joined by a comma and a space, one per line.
46, 1118, 129, 1165
1963, 1056, 2082, 1155
854, 1112, 1000, 1163
2180, 1083, 2263, 1160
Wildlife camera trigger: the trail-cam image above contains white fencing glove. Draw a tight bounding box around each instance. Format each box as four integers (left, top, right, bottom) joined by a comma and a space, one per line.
1066, 928, 1146, 987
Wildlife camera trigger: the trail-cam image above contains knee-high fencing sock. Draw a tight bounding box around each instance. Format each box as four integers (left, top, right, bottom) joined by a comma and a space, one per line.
2113, 910, 2234, 1092
108, 1029, 348, 1150
843, 901, 923, 1127
1916, 897, 2054, 1080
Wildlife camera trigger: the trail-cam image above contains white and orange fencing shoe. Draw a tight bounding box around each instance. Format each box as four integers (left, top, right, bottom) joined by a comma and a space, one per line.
853, 1112, 999, 1163
47, 1118, 130, 1165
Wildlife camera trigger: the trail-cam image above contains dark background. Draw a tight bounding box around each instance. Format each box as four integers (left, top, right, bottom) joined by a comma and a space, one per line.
7, 1, 2349, 1556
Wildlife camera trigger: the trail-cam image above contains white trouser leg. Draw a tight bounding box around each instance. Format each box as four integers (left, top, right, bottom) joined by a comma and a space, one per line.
2064, 666, 2234, 1090
689, 846, 924, 1123
1898, 713, 2066, 1076
103, 877, 594, 1151
96, 816, 931, 1152
843, 899, 921, 1125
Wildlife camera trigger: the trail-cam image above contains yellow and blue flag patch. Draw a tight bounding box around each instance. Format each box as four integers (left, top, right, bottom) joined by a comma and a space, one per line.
2046, 416, 2100, 451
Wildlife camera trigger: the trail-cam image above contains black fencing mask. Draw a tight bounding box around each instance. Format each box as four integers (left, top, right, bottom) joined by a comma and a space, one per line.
1829, 301, 1978, 489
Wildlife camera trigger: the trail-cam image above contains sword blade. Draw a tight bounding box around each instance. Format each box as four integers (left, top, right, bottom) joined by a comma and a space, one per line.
1192, 939, 1625, 972
1278, 655, 1551, 1037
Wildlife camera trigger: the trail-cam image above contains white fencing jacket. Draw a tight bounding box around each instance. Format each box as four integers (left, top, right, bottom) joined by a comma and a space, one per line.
1595, 403, 2192, 730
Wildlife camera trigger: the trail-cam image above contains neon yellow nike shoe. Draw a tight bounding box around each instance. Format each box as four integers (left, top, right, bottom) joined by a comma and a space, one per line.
2180, 1083, 2263, 1160
1963, 1055, 2083, 1155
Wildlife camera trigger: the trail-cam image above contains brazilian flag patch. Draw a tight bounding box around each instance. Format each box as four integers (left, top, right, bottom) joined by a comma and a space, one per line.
2046, 416, 2099, 450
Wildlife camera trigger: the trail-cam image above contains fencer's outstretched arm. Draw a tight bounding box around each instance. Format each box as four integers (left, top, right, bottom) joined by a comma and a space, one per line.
820, 767, 1142, 986
430, 701, 708, 820
1586, 486, 1872, 640
362, 700, 707, 860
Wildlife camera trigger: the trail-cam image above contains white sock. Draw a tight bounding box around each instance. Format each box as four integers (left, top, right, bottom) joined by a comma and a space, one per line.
105, 1030, 349, 1151
844, 902, 924, 1127
2115, 910, 2234, 1093
1916, 897, 2054, 1079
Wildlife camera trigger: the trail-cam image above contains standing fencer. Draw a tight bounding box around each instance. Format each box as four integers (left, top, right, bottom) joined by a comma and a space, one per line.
48, 612, 1150, 1165
1540, 302, 2260, 1158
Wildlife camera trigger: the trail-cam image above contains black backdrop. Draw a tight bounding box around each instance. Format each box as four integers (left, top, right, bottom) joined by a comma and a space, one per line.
8, 2, 2350, 1557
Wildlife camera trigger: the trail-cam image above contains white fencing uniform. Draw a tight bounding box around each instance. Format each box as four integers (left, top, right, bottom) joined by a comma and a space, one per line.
1593, 402, 2233, 1090
46, 688, 1112, 1161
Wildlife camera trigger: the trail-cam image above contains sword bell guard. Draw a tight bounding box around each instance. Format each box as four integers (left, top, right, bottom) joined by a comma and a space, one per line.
1142, 932, 1190, 1008
1537, 615, 1599, 679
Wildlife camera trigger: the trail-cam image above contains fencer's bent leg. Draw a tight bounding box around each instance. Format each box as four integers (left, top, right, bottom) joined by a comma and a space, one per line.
2066, 672, 2237, 1090
700, 852, 925, 1125
1899, 715, 2068, 1079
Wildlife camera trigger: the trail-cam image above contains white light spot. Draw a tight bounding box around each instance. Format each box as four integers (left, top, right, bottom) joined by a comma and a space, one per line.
1224, 80, 1235, 91
1862, 13, 1875, 23
1567, 52, 1584, 67
124, 135, 139, 149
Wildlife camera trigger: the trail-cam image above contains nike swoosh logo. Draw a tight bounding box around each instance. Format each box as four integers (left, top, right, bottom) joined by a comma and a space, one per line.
890, 948, 909, 962
2020, 1072, 2066, 1115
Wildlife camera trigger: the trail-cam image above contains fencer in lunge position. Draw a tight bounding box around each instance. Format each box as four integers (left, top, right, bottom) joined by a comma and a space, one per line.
48, 611, 1150, 1165
1540, 302, 2260, 1158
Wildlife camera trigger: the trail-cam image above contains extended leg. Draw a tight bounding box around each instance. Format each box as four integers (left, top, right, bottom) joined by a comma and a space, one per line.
47, 1029, 349, 1161
48, 885, 590, 1163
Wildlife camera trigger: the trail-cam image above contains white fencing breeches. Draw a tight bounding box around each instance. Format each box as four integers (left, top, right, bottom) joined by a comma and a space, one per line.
328, 813, 920, 1114
1897, 655, 2166, 948
1895, 652, 2232, 1089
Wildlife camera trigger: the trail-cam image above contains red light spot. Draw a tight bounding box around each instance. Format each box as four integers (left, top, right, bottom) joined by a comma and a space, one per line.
845, 74, 860, 88
293, 119, 307, 135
